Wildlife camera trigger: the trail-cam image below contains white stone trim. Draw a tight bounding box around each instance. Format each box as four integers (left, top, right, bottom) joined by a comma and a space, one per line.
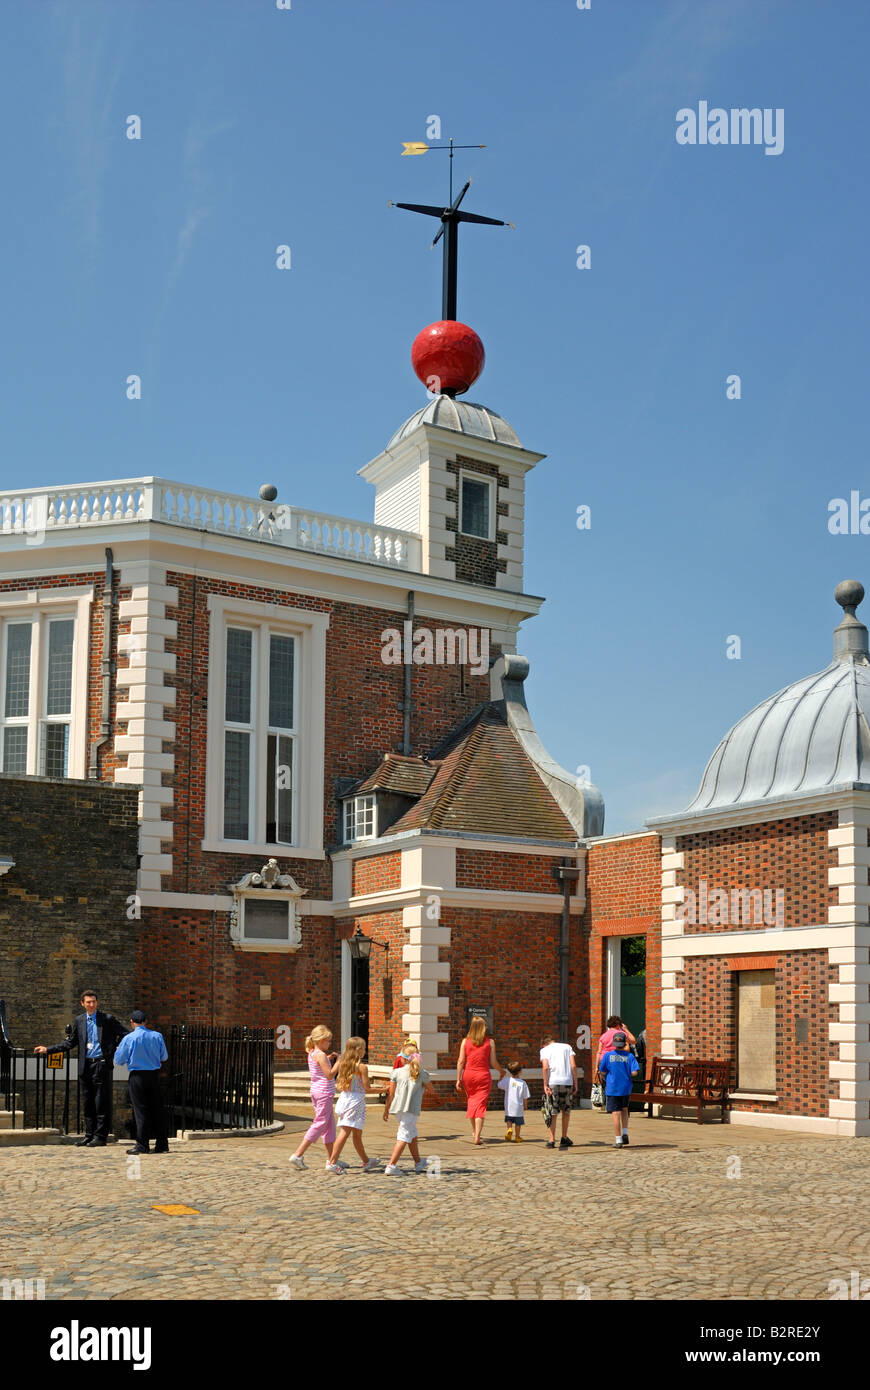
393, 842, 454, 1069
340, 886, 574, 916
334, 833, 579, 860
203, 594, 328, 859
826, 814, 870, 1125
137, 890, 334, 913
115, 562, 178, 891
660, 923, 870, 962
648, 786, 870, 835
728, 1109, 870, 1137
656, 840, 684, 1054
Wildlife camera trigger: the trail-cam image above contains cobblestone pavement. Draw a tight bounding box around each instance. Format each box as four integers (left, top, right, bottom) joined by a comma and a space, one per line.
1, 1107, 868, 1301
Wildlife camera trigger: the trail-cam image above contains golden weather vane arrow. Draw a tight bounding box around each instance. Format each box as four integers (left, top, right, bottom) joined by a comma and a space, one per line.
389, 136, 515, 322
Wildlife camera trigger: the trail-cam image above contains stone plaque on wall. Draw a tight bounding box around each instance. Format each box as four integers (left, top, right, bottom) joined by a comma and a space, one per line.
737, 969, 776, 1092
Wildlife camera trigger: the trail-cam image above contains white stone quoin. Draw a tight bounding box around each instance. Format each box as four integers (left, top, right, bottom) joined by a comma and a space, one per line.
114, 560, 178, 893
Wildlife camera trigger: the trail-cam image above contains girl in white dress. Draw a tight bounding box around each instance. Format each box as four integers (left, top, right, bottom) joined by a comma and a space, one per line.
327, 1037, 381, 1173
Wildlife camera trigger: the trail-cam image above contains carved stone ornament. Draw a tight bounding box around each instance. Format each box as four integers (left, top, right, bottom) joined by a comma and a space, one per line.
229, 859, 308, 950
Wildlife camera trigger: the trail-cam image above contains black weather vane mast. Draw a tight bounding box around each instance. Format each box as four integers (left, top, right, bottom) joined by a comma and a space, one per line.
390, 136, 514, 321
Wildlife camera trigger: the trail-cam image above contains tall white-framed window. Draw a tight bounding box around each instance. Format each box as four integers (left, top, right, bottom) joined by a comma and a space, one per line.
0, 588, 92, 780
459, 470, 495, 541
204, 595, 328, 858
222, 625, 296, 845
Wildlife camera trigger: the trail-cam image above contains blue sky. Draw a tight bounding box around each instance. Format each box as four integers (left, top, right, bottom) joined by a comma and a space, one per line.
2, 0, 869, 833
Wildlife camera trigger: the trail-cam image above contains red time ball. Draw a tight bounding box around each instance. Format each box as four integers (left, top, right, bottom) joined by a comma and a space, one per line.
411, 321, 485, 396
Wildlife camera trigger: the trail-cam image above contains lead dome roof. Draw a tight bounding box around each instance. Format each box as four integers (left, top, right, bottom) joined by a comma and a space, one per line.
387, 396, 521, 449
688, 581, 870, 812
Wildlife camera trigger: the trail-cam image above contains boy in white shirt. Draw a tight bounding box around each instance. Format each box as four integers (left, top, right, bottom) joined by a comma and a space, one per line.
540, 1034, 578, 1149
497, 1061, 530, 1142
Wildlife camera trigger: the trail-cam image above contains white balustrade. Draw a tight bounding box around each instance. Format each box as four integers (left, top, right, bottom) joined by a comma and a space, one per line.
0, 476, 421, 571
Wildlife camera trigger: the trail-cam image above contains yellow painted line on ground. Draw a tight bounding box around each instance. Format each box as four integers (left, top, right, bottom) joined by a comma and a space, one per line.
151, 1204, 200, 1216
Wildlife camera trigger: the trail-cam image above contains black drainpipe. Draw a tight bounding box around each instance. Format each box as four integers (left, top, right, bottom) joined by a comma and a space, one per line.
554, 858, 580, 1041
402, 590, 415, 754
88, 547, 115, 778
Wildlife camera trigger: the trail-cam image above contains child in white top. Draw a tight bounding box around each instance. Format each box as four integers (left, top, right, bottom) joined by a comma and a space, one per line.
327, 1036, 381, 1173
498, 1061, 530, 1142
382, 1051, 431, 1175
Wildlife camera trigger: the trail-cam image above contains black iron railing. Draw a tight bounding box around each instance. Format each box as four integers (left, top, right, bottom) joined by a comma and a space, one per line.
0, 998, 78, 1133
167, 1024, 274, 1134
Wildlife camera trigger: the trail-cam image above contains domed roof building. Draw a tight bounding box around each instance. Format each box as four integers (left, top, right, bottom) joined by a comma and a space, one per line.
635, 582, 870, 1138
687, 581, 870, 814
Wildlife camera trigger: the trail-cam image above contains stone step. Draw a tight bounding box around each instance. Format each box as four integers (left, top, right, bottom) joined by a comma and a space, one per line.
273, 1075, 385, 1108
0, 1110, 24, 1131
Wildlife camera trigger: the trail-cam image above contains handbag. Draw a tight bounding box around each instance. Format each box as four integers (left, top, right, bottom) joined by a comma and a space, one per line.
591, 1076, 605, 1110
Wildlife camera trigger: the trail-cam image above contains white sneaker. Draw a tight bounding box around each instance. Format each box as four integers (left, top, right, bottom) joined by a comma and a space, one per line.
384, 1164, 404, 1176
614, 1138, 625, 1148
332, 1158, 350, 1169
325, 1162, 345, 1174
414, 1159, 429, 1174
288, 1155, 306, 1170
362, 1157, 381, 1172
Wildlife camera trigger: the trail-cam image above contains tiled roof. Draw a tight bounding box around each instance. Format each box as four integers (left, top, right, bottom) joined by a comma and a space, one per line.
384, 707, 578, 841
355, 754, 438, 798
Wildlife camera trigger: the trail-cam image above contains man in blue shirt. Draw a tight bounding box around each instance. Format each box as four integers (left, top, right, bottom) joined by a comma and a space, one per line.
114, 1010, 169, 1155
597, 1031, 639, 1148
34, 990, 128, 1146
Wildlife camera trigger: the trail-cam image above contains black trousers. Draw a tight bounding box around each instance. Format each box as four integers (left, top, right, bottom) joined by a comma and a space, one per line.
80, 1059, 112, 1140
128, 1070, 168, 1151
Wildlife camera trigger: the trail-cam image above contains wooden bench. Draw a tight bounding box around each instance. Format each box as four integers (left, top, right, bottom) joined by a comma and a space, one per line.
634, 1056, 730, 1124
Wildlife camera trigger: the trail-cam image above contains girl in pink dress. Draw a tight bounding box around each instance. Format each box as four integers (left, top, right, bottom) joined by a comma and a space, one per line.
288, 1025, 340, 1171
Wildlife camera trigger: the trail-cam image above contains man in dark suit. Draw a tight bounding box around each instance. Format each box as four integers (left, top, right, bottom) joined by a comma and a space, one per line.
34, 990, 129, 1146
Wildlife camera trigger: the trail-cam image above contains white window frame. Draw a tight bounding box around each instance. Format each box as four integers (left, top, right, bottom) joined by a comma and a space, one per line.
0, 587, 93, 780
605, 937, 621, 1021
344, 793, 376, 844
203, 594, 328, 858
458, 469, 495, 542
230, 890, 303, 954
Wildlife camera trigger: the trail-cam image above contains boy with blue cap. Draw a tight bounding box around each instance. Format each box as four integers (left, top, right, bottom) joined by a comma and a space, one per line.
597, 1031, 639, 1148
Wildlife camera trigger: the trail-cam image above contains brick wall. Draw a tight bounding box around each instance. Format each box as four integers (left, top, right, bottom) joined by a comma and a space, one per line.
338, 911, 406, 1067
135, 908, 339, 1070
584, 834, 661, 1078
677, 814, 837, 932
440, 905, 568, 1067
0, 774, 139, 1046
445, 456, 508, 585
351, 853, 402, 896
455, 850, 563, 894
161, 572, 493, 898
678, 949, 832, 1117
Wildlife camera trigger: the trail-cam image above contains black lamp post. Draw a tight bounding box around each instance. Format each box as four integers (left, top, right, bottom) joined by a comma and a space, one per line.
346, 927, 389, 961
554, 860, 581, 1042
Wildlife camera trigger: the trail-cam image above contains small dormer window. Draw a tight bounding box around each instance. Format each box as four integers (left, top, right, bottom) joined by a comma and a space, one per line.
344, 794, 376, 843
459, 472, 493, 540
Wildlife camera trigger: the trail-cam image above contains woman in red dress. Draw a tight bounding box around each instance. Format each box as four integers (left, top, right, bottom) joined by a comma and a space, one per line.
455, 1015, 504, 1145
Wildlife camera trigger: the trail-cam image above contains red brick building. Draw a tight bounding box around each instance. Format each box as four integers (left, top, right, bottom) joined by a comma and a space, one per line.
2, 408, 868, 1133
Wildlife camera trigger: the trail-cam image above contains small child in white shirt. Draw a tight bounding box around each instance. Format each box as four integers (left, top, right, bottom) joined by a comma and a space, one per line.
497, 1061, 530, 1142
